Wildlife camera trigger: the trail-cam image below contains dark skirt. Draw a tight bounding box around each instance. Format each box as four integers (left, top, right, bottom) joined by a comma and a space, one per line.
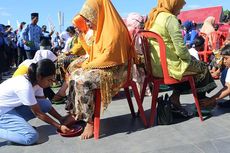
170, 59, 217, 98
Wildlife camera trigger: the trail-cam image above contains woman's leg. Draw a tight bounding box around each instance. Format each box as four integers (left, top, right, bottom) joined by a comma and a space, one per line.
0, 109, 39, 145
68, 68, 101, 139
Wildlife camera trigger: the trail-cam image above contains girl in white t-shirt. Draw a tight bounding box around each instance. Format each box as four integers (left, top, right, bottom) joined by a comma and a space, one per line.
0, 59, 72, 145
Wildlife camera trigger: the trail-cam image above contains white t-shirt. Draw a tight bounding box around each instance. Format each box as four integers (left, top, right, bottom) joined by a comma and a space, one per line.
188, 48, 200, 60
225, 68, 230, 83
0, 76, 38, 115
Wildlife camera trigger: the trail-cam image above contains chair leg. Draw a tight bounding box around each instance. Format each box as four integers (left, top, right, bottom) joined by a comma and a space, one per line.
130, 81, 148, 127
149, 82, 160, 127
189, 78, 203, 122
124, 87, 136, 117
94, 89, 101, 139
141, 78, 149, 103
137, 77, 149, 116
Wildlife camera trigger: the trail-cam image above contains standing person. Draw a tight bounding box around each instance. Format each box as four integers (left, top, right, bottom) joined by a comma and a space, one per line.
68, 0, 135, 139
0, 59, 72, 145
22, 13, 43, 59
16, 22, 27, 66
0, 24, 6, 81
145, 0, 217, 113
42, 25, 54, 40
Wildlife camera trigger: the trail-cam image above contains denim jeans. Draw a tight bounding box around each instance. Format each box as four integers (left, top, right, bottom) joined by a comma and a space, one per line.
0, 99, 52, 145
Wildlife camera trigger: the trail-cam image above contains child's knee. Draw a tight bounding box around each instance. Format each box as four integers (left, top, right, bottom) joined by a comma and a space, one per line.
23, 130, 39, 145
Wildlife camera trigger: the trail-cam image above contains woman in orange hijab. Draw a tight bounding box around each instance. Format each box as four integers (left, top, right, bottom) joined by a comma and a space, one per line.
145, 0, 217, 115
67, 0, 134, 139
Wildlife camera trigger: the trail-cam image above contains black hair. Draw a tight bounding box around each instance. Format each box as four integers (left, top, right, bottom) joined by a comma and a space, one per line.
40, 37, 51, 47
42, 25, 47, 29
194, 36, 205, 47
178, 19, 182, 25
27, 59, 56, 85
221, 44, 230, 56
214, 24, 219, 31
66, 26, 75, 34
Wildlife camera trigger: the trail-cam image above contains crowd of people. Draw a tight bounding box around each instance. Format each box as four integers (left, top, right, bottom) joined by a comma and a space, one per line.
0, 0, 230, 145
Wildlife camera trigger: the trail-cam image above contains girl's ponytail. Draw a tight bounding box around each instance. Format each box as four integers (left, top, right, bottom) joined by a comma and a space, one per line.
27, 63, 37, 85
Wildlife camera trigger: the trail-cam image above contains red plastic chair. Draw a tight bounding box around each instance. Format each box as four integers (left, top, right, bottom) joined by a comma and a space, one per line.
93, 55, 148, 139
198, 32, 213, 63
134, 30, 203, 127
210, 31, 226, 50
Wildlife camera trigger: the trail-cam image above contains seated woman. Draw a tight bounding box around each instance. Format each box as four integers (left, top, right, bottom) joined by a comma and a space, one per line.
0, 59, 72, 145
183, 20, 198, 48
67, 0, 135, 139
126, 12, 151, 96
56, 26, 86, 83
52, 16, 94, 102
145, 0, 217, 113
200, 16, 216, 50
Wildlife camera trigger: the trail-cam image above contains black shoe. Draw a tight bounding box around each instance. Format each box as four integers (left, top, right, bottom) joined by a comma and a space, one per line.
171, 107, 193, 118
217, 100, 230, 108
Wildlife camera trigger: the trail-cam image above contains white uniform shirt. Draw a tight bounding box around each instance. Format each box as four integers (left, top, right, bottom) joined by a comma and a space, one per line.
188, 48, 200, 60
0, 76, 38, 115
225, 68, 230, 83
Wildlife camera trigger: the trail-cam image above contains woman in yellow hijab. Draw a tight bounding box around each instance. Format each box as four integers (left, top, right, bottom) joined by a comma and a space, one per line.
67, 0, 134, 139
145, 0, 216, 115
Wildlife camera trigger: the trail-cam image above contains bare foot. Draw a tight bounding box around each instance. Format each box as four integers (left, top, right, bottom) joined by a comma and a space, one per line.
80, 122, 94, 140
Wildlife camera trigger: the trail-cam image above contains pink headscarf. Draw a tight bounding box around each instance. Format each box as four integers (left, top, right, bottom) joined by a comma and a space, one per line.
200, 16, 215, 35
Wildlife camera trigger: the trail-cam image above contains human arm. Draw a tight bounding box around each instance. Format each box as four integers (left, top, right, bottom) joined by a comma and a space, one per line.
22, 25, 29, 44
166, 16, 191, 61
211, 83, 230, 101
30, 104, 72, 133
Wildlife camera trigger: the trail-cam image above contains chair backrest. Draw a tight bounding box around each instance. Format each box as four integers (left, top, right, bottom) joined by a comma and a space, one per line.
199, 32, 209, 51
134, 30, 179, 84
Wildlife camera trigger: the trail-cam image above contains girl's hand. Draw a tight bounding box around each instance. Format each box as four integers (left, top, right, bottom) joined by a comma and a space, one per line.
60, 115, 76, 126
60, 125, 74, 134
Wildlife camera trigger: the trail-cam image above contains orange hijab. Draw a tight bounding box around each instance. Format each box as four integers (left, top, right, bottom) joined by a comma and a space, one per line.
77, 0, 134, 69
72, 15, 89, 33
145, 0, 186, 30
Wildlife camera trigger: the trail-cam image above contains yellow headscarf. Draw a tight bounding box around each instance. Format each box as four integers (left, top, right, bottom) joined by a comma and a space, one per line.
77, 0, 134, 69
145, 0, 186, 30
